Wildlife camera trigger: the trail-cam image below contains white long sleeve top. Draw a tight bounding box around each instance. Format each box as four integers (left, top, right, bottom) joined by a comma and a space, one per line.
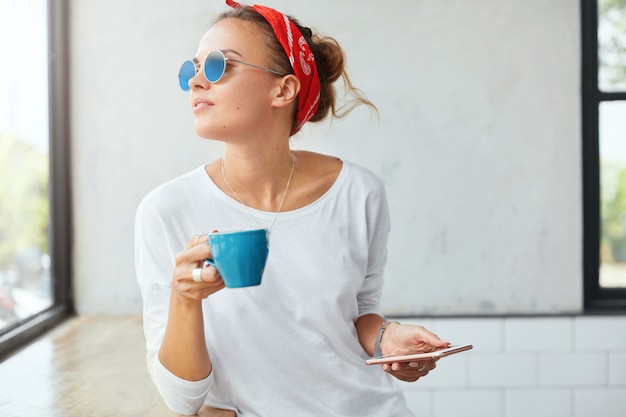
135, 160, 414, 417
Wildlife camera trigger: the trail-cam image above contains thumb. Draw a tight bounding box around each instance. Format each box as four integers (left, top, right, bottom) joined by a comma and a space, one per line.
421, 329, 450, 348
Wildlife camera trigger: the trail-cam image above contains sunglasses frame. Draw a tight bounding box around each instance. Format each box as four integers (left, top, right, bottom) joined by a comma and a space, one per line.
178, 50, 288, 91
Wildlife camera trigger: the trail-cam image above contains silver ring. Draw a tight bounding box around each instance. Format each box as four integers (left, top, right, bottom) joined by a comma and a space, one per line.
192, 267, 203, 282
195, 234, 203, 245
417, 366, 426, 372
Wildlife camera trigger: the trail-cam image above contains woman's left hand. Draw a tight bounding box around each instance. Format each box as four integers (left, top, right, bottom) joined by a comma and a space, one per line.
379, 323, 450, 382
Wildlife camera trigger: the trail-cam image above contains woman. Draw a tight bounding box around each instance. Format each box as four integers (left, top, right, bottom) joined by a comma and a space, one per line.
135, 1, 450, 416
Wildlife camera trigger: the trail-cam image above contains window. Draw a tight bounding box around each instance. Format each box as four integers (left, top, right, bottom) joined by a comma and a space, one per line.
582, 0, 626, 309
0, 0, 71, 358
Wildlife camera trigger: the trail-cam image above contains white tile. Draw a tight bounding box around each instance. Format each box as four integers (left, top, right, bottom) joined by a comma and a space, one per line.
574, 388, 626, 417
574, 317, 626, 350
608, 352, 626, 385
432, 318, 504, 352
402, 389, 433, 417
539, 352, 606, 386
433, 390, 502, 417
504, 317, 573, 351
504, 389, 571, 417
469, 353, 536, 387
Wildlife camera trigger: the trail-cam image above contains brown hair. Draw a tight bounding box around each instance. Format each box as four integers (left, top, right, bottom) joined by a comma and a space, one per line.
215, 7, 377, 131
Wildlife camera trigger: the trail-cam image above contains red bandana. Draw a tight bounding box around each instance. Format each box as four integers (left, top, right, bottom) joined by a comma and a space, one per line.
225, 0, 321, 133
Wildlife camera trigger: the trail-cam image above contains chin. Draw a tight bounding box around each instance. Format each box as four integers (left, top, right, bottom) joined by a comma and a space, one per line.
194, 121, 223, 140
194, 128, 215, 139
194, 121, 252, 142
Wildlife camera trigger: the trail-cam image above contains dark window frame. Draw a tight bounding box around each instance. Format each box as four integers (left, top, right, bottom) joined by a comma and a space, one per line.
0, 0, 73, 359
582, 0, 626, 311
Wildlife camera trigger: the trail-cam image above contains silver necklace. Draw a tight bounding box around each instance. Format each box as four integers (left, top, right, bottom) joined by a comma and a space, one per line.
221, 154, 295, 234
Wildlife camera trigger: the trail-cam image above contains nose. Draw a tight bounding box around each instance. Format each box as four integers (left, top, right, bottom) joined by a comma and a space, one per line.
189, 67, 209, 91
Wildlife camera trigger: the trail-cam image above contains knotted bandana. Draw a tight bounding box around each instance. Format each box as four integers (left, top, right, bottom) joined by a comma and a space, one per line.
225, 0, 321, 133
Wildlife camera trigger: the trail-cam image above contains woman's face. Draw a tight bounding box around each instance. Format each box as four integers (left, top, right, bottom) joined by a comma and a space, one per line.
189, 18, 282, 140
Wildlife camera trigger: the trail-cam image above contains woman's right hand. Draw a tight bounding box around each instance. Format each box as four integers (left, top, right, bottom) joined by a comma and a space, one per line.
172, 233, 225, 301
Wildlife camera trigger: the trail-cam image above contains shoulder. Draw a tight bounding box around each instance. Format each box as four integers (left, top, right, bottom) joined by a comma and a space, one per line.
333, 159, 387, 205
341, 160, 385, 191
294, 151, 387, 205
295, 151, 383, 189
136, 165, 207, 219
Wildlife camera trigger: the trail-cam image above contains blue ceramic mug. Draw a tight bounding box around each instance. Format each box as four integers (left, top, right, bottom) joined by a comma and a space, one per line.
206, 229, 269, 288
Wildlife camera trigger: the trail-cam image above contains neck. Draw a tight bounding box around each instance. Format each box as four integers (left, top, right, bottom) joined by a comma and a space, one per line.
220, 150, 296, 212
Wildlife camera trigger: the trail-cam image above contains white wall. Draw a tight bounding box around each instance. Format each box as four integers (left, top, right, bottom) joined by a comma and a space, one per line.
69, 0, 582, 316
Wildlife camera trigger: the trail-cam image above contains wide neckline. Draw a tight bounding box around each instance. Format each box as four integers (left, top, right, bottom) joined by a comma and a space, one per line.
198, 159, 350, 219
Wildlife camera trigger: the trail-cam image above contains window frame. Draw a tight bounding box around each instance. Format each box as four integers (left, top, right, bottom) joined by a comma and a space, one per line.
582, 0, 626, 311
0, 0, 72, 359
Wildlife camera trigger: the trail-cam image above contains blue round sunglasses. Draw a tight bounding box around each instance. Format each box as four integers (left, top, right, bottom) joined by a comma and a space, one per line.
178, 50, 288, 91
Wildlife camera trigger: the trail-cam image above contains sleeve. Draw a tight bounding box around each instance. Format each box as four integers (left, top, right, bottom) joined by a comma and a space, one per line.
356, 175, 391, 318
134, 195, 212, 415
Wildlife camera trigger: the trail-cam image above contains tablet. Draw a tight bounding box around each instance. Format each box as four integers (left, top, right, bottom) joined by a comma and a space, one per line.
365, 343, 473, 365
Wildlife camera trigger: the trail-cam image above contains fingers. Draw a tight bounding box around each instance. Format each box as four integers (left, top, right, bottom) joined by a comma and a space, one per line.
383, 359, 437, 382
191, 262, 221, 284
413, 325, 450, 347
172, 234, 224, 300
389, 359, 436, 373
175, 263, 224, 300
383, 323, 450, 358
426, 332, 451, 348
187, 233, 209, 249
177, 236, 211, 266
403, 325, 450, 351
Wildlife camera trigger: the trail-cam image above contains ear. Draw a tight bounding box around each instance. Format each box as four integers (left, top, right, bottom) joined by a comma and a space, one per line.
271, 75, 301, 109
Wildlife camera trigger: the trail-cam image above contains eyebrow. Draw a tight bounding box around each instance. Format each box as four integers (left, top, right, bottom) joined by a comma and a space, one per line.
193, 48, 243, 62
220, 48, 242, 57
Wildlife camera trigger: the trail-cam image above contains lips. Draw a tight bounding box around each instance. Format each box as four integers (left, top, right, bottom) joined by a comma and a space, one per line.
192, 97, 214, 112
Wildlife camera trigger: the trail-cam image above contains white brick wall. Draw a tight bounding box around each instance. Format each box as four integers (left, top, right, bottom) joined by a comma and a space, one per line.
396, 316, 626, 417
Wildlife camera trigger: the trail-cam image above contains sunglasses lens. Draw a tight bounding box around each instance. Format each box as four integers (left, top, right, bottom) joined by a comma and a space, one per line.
178, 60, 196, 91
204, 51, 226, 83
